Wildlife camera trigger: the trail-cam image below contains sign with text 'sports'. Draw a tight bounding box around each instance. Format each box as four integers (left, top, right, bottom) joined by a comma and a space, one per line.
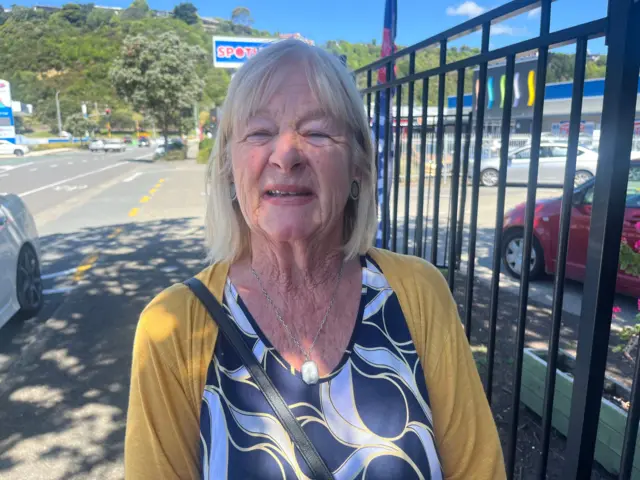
212, 36, 277, 69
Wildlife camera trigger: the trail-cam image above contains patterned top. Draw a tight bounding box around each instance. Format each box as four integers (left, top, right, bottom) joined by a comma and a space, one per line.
199, 256, 443, 479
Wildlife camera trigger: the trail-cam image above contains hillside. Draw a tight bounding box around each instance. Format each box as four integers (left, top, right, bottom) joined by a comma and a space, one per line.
0, 3, 607, 134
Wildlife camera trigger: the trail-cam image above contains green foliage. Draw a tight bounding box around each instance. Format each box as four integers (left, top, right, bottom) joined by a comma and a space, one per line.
121, 0, 150, 21
110, 32, 205, 144
173, 2, 198, 25
31, 142, 82, 151
64, 112, 97, 138
197, 137, 213, 164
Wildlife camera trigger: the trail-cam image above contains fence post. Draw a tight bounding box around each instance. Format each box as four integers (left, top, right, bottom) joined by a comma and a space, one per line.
564, 0, 640, 477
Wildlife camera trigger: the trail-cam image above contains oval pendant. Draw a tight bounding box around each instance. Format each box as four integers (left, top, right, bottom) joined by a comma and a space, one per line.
301, 360, 320, 385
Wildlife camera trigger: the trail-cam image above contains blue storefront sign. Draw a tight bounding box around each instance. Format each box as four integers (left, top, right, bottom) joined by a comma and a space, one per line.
212, 36, 277, 69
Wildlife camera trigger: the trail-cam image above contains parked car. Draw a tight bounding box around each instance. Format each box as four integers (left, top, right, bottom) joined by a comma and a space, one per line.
138, 137, 150, 147
89, 139, 105, 152
501, 158, 640, 297
122, 136, 133, 145
473, 143, 599, 187
0, 140, 29, 157
0, 194, 43, 329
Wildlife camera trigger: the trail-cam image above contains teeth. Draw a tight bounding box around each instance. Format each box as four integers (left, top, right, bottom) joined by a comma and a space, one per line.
268, 190, 307, 196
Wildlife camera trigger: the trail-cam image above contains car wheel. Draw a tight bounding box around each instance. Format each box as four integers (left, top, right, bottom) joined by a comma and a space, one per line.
502, 228, 545, 280
16, 244, 43, 317
481, 168, 499, 187
14, 149, 24, 157
574, 170, 593, 187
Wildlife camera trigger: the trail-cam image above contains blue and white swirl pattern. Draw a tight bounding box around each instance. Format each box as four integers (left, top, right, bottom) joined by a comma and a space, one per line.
199, 256, 443, 479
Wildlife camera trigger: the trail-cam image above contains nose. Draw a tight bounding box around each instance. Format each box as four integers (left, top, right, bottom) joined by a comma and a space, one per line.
269, 131, 303, 172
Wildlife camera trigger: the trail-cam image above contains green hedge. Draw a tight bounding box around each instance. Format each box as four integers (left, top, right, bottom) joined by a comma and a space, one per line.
198, 138, 213, 164
30, 143, 84, 152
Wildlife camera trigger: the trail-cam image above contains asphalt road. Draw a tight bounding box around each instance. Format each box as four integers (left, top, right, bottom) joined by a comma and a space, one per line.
0, 148, 635, 478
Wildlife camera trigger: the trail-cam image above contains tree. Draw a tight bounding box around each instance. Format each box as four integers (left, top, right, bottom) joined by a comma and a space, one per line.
60, 4, 88, 25
173, 2, 198, 25
110, 32, 205, 147
64, 113, 97, 141
231, 6, 253, 26
121, 0, 149, 21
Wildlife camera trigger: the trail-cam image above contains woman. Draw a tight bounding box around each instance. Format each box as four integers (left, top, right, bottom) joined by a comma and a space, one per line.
125, 39, 505, 479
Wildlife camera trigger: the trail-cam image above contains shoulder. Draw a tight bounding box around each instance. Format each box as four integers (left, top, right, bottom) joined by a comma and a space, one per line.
367, 248, 451, 309
135, 263, 228, 372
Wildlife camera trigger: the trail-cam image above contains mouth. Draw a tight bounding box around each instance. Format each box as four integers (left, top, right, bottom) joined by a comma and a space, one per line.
264, 187, 313, 198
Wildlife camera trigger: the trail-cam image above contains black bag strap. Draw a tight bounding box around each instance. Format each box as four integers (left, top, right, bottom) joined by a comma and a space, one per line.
184, 277, 334, 480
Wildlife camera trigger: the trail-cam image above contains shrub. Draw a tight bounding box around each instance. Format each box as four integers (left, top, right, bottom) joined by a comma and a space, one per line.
197, 137, 213, 164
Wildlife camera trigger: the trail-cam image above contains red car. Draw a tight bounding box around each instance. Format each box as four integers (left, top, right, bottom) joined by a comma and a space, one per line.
502, 159, 640, 297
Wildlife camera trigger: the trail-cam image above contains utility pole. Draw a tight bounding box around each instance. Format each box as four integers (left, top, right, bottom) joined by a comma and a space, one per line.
55, 91, 63, 136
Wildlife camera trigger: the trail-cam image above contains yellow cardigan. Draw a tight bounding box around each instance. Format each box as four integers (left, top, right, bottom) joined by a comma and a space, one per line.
125, 248, 506, 479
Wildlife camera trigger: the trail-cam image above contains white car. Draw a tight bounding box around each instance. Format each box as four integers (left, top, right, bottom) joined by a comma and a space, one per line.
472, 143, 599, 187
0, 140, 29, 157
90, 139, 126, 153
0, 194, 43, 329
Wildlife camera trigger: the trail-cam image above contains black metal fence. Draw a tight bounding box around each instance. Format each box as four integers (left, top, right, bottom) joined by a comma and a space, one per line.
356, 0, 640, 478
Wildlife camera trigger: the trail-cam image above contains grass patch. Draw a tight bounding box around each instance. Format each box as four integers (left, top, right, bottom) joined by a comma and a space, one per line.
163, 149, 187, 161
30, 143, 84, 152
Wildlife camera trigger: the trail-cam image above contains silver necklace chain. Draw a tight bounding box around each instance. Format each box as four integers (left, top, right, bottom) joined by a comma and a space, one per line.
250, 260, 345, 362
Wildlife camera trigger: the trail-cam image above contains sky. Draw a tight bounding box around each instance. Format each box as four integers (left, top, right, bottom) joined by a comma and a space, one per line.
9, 0, 610, 53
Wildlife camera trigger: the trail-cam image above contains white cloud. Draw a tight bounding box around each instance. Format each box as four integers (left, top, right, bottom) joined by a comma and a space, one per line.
528, 7, 541, 18
446, 1, 487, 18
492, 24, 529, 36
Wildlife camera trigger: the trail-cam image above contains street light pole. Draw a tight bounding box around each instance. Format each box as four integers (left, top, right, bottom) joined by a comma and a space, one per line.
55, 91, 63, 136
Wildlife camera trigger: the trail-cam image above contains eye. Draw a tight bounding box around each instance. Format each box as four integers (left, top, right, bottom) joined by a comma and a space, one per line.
304, 131, 333, 145
246, 130, 273, 141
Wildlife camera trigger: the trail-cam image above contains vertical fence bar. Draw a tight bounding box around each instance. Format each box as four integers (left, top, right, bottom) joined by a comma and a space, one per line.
366, 70, 372, 121
537, 37, 587, 478
374, 89, 381, 181
486, 54, 515, 404
447, 68, 465, 291
382, 60, 393, 250
403, 52, 416, 255
392, 85, 403, 252
414, 78, 429, 257
456, 112, 472, 269
431, 39, 447, 265
506, 2, 551, 476
565, 0, 640, 476
463, 22, 490, 340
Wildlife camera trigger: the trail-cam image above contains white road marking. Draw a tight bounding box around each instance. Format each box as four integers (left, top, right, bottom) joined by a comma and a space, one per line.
135, 153, 154, 160
0, 162, 33, 173
68, 162, 73, 165
124, 172, 142, 183
30, 168, 37, 172
41, 268, 78, 280
43, 286, 75, 295
54, 184, 88, 192
0, 174, 7, 178
18, 162, 128, 197
82, 160, 87, 163
50, 164, 58, 168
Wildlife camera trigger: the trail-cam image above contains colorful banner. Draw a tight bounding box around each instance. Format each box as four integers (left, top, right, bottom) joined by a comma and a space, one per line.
212, 36, 277, 69
374, 0, 397, 248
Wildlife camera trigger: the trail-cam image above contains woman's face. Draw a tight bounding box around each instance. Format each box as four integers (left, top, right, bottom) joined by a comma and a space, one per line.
231, 63, 354, 246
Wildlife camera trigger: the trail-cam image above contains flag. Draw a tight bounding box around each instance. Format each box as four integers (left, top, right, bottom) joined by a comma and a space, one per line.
374, 0, 397, 248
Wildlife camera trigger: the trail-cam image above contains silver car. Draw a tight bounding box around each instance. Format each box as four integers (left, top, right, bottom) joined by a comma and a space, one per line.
474, 142, 599, 187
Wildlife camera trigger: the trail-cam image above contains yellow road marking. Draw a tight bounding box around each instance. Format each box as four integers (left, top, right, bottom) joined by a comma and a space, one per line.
149, 188, 157, 195
108, 227, 122, 239
129, 207, 139, 217
158, 178, 165, 183
140, 195, 150, 203
73, 254, 99, 282
154, 183, 162, 189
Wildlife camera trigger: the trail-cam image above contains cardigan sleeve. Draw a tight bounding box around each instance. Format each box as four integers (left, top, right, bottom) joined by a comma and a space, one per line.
125, 283, 217, 480
417, 263, 506, 480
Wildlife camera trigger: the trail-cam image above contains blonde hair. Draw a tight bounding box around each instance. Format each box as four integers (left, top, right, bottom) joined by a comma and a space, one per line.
205, 39, 376, 264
